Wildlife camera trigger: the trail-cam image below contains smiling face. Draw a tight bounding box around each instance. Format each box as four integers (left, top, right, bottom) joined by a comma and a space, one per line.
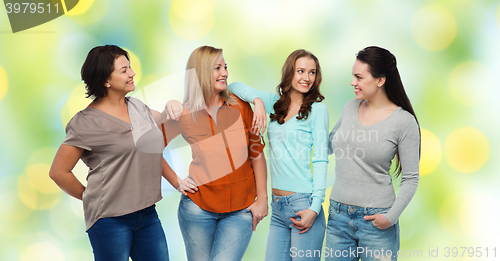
351, 59, 385, 100
290, 57, 316, 95
212, 56, 228, 93
105, 55, 136, 94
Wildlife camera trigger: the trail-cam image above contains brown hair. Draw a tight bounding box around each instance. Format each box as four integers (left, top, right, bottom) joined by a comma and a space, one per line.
270, 49, 324, 124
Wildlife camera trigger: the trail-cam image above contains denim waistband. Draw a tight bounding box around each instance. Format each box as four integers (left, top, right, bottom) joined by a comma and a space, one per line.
329, 199, 389, 215
271, 192, 311, 204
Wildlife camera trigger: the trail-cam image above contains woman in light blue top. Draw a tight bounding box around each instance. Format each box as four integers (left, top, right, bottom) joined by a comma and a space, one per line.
229, 49, 329, 261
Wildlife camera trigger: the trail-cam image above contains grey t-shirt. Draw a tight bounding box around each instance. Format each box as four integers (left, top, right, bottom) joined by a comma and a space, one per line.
63, 97, 164, 230
328, 99, 420, 225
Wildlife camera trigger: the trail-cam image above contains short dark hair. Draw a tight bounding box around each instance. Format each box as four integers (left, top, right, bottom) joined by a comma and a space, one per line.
81, 45, 129, 100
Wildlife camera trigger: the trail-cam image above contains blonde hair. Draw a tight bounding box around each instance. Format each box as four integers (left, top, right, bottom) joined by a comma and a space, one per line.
183, 46, 236, 116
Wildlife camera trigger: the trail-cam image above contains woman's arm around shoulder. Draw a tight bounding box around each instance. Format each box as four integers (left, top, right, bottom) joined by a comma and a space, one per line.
229, 81, 279, 134
151, 99, 184, 125
228, 81, 279, 114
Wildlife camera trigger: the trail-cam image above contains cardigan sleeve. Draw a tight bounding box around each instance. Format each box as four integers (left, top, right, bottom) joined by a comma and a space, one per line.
228, 81, 279, 114
309, 102, 330, 214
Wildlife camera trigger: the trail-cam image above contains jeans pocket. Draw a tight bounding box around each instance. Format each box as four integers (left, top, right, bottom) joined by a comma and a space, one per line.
179, 194, 193, 205
288, 196, 312, 214
367, 207, 390, 216
327, 204, 335, 221
366, 207, 393, 230
242, 208, 253, 218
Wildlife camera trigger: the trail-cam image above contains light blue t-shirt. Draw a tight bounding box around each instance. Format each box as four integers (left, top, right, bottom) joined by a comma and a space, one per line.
229, 82, 329, 214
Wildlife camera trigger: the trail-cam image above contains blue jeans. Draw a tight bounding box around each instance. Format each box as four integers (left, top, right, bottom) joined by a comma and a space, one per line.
87, 204, 169, 261
178, 195, 253, 261
325, 200, 400, 261
265, 193, 326, 261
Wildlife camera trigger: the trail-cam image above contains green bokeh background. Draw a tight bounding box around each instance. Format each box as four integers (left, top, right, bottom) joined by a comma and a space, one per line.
1, 0, 499, 260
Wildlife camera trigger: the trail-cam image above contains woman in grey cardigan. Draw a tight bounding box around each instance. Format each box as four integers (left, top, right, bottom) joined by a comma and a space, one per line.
325, 46, 420, 261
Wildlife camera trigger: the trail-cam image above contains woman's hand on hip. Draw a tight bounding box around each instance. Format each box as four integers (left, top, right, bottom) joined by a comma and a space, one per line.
247, 198, 268, 231
290, 208, 318, 234
177, 176, 198, 196
364, 214, 391, 229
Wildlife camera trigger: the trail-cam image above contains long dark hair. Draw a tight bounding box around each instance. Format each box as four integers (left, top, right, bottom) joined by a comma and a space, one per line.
270, 49, 324, 124
356, 46, 421, 176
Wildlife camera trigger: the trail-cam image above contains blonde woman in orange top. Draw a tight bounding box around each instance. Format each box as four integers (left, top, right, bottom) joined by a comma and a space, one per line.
161, 46, 268, 261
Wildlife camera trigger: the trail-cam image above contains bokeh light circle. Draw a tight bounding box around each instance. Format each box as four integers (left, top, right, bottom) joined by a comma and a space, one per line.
20, 242, 64, 261
440, 193, 469, 237
61, 84, 90, 128
448, 61, 492, 107
412, 5, 457, 51
65, 0, 96, 16
18, 166, 62, 210
0, 191, 33, 222
18, 175, 37, 210
168, 0, 215, 40
28, 147, 58, 166
63, 0, 108, 26
57, 32, 100, 79
444, 127, 489, 173
0, 176, 33, 223
50, 200, 83, 240
420, 128, 442, 175
0, 66, 7, 101
26, 164, 61, 194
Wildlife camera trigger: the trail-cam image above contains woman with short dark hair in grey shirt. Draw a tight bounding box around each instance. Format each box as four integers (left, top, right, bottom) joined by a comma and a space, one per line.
49, 45, 170, 261
325, 46, 420, 261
